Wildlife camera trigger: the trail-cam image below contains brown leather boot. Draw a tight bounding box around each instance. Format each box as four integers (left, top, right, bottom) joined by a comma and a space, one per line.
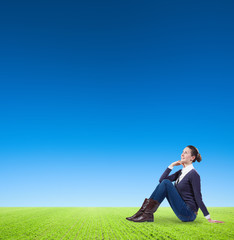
132, 198, 160, 222
126, 198, 149, 221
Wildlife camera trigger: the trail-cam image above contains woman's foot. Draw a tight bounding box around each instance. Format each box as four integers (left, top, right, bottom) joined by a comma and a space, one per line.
126, 198, 149, 221
132, 212, 154, 222
132, 199, 160, 222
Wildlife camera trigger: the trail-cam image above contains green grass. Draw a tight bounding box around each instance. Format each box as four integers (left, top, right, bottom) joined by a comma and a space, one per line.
0, 207, 233, 240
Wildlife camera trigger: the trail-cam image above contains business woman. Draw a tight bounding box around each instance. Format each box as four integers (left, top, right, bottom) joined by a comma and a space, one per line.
126, 145, 224, 223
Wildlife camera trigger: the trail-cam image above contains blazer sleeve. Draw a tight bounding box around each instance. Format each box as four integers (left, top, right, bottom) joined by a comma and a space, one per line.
159, 168, 182, 183
190, 172, 209, 216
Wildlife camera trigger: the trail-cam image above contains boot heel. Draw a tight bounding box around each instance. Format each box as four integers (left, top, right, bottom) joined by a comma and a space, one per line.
147, 216, 154, 222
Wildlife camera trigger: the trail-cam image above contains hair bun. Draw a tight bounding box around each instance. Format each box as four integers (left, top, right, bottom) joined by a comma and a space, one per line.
196, 152, 202, 162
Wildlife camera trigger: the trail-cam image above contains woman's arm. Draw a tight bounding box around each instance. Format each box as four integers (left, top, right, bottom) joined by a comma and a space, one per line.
190, 172, 224, 223
159, 160, 182, 183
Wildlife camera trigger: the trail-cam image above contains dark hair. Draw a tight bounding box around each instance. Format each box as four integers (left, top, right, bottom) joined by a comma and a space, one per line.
187, 145, 202, 163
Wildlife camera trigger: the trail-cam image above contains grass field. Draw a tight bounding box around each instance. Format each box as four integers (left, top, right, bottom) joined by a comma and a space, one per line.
0, 207, 233, 240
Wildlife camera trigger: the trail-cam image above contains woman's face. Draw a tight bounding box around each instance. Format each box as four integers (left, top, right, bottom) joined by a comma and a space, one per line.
181, 147, 195, 164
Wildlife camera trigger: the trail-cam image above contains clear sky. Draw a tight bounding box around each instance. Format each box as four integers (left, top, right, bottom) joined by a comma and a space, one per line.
0, 0, 233, 207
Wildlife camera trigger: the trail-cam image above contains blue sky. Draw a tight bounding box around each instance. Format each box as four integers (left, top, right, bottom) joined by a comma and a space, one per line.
0, 0, 233, 207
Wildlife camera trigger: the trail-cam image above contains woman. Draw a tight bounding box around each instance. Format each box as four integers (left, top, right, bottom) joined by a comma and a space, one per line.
126, 145, 224, 223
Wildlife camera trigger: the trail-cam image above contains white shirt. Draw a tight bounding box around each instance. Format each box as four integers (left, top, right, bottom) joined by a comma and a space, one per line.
168, 164, 210, 220
176, 164, 194, 184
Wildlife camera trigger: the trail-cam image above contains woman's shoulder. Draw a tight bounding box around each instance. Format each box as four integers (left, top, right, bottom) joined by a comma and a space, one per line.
189, 169, 200, 179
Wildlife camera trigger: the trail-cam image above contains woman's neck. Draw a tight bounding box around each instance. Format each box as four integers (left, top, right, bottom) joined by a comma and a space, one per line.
182, 163, 193, 168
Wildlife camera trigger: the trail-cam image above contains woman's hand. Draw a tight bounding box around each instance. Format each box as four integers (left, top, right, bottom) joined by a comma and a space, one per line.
170, 160, 182, 167
208, 218, 224, 223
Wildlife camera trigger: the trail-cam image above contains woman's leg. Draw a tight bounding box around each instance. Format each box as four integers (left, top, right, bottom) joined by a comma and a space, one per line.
149, 179, 197, 222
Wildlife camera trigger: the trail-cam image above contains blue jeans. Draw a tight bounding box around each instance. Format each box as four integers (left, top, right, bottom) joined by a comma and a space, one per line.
149, 179, 197, 222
